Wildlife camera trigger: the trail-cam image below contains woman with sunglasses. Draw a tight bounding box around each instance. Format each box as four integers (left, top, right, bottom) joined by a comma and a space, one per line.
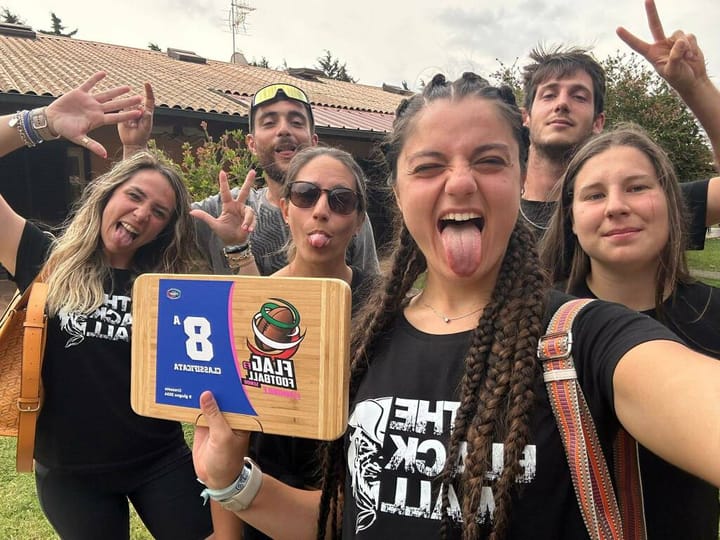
229, 145, 371, 540
186, 83, 380, 279
275, 146, 370, 306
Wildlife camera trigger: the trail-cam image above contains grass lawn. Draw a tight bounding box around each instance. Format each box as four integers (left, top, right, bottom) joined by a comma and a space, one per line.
0, 426, 195, 538
687, 237, 720, 271
688, 237, 720, 287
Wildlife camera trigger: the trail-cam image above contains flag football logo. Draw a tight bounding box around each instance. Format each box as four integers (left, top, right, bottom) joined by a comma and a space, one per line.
242, 298, 305, 394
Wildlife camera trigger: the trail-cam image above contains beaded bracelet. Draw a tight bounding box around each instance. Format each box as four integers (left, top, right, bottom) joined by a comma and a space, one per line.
10, 110, 35, 148
21, 109, 42, 146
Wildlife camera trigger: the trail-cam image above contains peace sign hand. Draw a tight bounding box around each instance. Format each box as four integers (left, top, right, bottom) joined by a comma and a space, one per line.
617, 0, 707, 96
191, 169, 257, 246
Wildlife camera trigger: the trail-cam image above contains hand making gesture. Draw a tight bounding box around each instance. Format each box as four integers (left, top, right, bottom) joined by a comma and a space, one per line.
190, 168, 257, 246
618, 0, 720, 223
45, 71, 143, 158
617, 0, 707, 96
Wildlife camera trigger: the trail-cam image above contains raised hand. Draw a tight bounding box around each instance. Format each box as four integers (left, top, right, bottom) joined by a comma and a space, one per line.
119, 82, 155, 152
191, 169, 257, 245
616, 0, 707, 95
44, 71, 143, 158
192, 390, 250, 489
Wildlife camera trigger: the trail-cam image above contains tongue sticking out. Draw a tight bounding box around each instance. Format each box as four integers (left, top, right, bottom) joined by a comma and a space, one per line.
441, 222, 483, 276
112, 223, 136, 248
308, 233, 331, 248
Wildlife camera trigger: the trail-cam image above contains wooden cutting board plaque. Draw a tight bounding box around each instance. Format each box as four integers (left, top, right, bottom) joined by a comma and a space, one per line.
131, 274, 350, 440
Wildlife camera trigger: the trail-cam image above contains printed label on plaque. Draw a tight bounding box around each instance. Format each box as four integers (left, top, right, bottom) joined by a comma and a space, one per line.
156, 278, 256, 415
155, 279, 309, 414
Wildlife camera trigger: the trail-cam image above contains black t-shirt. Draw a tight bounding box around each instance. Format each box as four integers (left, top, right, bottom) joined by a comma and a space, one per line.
13, 222, 186, 472
244, 266, 370, 540
341, 291, 680, 539
571, 279, 720, 540
521, 179, 709, 249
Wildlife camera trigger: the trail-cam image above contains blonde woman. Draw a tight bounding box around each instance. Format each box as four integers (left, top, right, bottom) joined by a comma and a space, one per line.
0, 73, 217, 539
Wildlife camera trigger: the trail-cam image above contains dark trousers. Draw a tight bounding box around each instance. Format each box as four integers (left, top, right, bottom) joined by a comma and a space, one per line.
35, 447, 212, 540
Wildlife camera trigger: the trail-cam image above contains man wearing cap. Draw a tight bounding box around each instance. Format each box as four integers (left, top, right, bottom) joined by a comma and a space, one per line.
191, 82, 379, 276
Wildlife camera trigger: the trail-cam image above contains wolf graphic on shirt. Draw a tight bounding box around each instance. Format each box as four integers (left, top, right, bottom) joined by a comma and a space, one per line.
347, 396, 537, 534
58, 293, 132, 348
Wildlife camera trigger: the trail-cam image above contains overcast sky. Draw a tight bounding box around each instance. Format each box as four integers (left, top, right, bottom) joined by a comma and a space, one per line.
5, 0, 719, 90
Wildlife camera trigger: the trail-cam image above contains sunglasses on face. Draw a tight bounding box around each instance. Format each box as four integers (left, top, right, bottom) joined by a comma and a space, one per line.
288, 181, 359, 215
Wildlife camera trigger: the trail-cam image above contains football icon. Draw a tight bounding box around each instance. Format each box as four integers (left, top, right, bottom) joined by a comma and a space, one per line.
252, 300, 303, 352
257, 306, 295, 344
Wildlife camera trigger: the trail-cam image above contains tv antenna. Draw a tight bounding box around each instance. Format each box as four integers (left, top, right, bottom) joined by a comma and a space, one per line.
230, 0, 255, 55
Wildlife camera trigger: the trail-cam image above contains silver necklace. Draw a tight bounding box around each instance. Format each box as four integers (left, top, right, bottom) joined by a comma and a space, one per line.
519, 198, 550, 231
421, 299, 484, 323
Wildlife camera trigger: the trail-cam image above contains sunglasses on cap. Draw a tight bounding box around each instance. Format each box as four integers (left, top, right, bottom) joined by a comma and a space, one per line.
288, 181, 359, 215
250, 84, 314, 127
252, 83, 310, 108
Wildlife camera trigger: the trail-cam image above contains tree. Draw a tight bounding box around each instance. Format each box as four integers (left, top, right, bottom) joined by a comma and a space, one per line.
488, 52, 715, 183
315, 50, 356, 83
40, 12, 77, 37
602, 52, 714, 182
1, 7, 24, 24
489, 58, 523, 105
148, 43, 161, 52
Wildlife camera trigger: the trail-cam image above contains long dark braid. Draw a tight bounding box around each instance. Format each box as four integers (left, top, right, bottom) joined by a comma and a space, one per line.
480, 223, 547, 539
317, 72, 544, 539
317, 217, 427, 539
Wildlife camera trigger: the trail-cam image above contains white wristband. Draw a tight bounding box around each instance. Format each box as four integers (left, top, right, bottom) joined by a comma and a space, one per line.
200, 457, 263, 512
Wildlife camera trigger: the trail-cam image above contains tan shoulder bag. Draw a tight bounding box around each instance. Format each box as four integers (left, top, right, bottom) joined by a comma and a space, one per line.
0, 281, 48, 472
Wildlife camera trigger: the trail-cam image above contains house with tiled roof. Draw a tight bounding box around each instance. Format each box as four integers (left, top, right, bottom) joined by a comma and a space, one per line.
0, 22, 410, 247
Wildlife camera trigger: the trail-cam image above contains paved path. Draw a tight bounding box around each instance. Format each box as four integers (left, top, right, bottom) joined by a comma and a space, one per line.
690, 270, 720, 281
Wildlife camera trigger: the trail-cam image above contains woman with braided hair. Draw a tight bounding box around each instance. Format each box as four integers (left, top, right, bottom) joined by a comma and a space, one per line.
192, 72, 720, 539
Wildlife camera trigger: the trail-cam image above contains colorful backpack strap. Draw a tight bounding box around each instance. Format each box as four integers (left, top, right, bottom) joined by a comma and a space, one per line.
539, 298, 645, 540
613, 427, 646, 539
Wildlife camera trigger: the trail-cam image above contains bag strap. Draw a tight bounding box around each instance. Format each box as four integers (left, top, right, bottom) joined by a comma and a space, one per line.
613, 428, 646, 539
16, 281, 48, 473
539, 298, 628, 540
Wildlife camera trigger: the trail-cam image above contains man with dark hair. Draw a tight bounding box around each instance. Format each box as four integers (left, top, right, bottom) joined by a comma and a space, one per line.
519, 46, 607, 234
519, 6, 720, 245
191, 83, 379, 275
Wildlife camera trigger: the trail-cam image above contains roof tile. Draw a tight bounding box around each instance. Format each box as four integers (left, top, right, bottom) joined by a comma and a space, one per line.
0, 33, 404, 133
